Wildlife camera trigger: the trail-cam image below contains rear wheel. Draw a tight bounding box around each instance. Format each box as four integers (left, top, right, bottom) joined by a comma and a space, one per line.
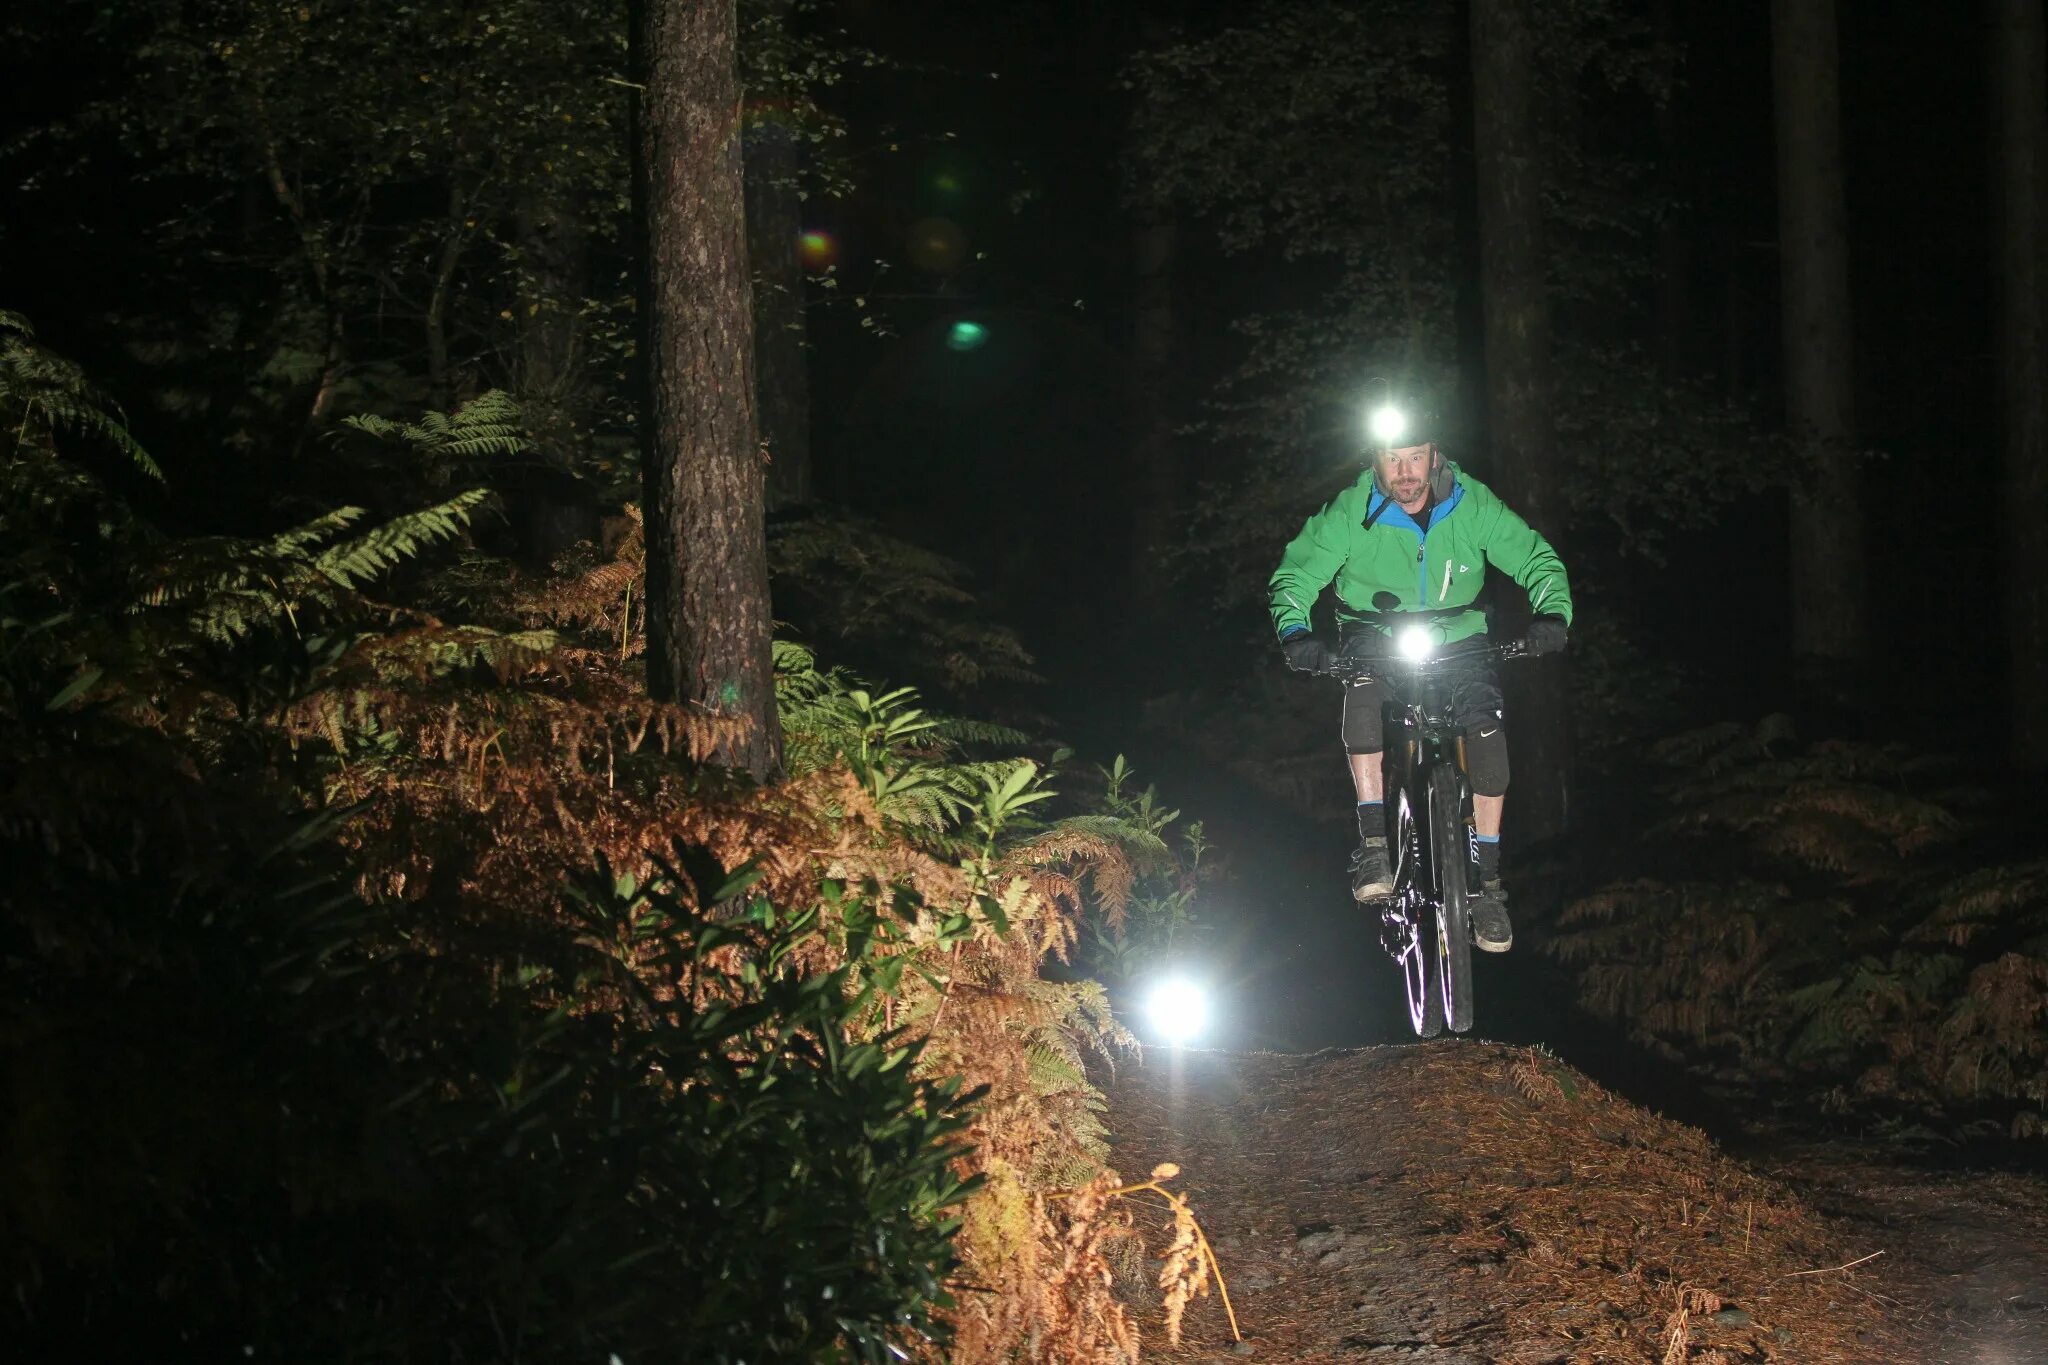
1392, 793, 1442, 1038
1428, 766, 1475, 1033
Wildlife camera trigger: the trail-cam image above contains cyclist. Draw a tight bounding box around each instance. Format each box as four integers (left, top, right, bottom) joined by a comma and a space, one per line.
1268, 398, 1572, 953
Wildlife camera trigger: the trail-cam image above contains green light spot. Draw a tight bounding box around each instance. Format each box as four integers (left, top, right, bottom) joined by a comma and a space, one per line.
934, 173, 962, 194
719, 679, 740, 706
946, 320, 987, 352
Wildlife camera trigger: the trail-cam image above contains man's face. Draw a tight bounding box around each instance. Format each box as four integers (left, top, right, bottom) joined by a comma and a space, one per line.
1377, 443, 1435, 505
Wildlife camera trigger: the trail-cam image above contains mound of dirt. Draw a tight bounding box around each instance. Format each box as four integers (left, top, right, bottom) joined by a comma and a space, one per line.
1102, 1043, 1923, 1363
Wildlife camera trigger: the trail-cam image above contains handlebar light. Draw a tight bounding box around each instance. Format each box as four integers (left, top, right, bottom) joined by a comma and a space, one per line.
1367, 403, 1408, 447
1144, 977, 1209, 1047
1395, 624, 1435, 661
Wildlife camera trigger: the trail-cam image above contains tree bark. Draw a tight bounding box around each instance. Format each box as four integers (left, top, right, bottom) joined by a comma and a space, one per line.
635, 0, 781, 779
1992, 0, 2048, 767
1651, 0, 1689, 376
1129, 206, 1178, 608
1470, 0, 1571, 843
744, 86, 812, 510
1771, 0, 1868, 669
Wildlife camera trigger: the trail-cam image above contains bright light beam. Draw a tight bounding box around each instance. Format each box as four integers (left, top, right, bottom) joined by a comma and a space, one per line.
1145, 978, 1208, 1046
1396, 624, 1435, 661
1368, 403, 1408, 446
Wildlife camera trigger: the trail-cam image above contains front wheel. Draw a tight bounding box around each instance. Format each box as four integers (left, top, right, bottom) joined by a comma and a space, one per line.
1427, 766, 1474, 1033
1391, 793, 1442, 1038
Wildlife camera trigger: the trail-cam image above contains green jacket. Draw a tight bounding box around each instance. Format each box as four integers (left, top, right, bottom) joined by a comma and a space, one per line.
1268, 465, 1573, 645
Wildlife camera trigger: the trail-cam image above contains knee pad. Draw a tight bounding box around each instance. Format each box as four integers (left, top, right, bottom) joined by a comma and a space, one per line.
1464, 718, 1510, 796
1340, 681, 1386, 754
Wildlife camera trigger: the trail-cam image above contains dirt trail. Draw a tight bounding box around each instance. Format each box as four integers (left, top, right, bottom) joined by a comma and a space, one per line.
1758, 1146, 2048, 1363
1102, 1043, 1982, 1363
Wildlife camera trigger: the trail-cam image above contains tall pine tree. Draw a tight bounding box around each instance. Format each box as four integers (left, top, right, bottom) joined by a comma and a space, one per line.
1992, 0, 2048, 767
1772, 0, 1868, 672
1472, 0, 1571, 841
636, 0, 781, 779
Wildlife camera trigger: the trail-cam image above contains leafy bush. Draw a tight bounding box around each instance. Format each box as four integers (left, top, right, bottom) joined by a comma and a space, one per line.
2, 811, 977, 1360
4, 352, 1205, 1359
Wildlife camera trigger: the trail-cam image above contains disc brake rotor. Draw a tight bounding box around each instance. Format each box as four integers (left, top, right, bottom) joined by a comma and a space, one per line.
1379, 898, 1417, 959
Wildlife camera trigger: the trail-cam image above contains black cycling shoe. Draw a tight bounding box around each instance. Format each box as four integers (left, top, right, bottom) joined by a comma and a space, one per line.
1350, 838, 1394, 901
1470, 881, 1513, 953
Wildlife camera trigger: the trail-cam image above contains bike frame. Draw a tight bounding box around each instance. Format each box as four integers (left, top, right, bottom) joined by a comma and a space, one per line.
1379, 657, 1480, 921
1322, 637, 1529, 1035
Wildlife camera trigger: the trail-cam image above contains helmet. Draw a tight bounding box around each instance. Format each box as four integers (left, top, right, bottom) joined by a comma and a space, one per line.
1366, 400, 1430, 449
1361, 386, 1453, 501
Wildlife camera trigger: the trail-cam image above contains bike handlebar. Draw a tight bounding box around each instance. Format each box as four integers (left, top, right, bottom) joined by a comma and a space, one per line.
1310, 637, 1533, 685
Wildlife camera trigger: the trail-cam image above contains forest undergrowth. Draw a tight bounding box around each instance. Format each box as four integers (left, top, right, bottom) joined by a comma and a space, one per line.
1, 316, 1211, 1361
1548, 713, 2048, 1148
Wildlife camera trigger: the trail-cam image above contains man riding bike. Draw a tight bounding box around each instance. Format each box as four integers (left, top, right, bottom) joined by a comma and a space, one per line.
1268, 397, 1572, 953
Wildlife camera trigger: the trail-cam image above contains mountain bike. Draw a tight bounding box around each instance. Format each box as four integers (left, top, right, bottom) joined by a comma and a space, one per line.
1319, 629, 1530, 1038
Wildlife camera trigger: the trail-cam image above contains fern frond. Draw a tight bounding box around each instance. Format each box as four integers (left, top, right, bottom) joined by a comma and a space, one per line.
0, 309, 162, 480
342, 391, 527, 461
314, 489, 489, 588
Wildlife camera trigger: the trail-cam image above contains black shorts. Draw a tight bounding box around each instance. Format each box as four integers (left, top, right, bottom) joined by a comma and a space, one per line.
1338, 665, 1504, 753
1336, 652, 1510, 796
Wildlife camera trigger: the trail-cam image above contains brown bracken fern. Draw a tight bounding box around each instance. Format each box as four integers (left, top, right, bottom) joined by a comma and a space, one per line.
1550, 715, 2048, 1138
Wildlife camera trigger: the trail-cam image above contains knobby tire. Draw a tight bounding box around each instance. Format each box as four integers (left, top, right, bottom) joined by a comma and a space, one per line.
1393, 792, 1443, 1038
1428, 766, 1474, 1033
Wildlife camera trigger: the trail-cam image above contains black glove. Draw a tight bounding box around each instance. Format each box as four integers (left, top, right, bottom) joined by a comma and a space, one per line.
1280, 632, 1332, 673
1338, 628, 1388, 661
1527, 615, 1568, 656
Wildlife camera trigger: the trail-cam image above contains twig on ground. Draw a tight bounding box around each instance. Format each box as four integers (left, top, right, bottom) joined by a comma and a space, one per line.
1785, 1249, 1885, 1277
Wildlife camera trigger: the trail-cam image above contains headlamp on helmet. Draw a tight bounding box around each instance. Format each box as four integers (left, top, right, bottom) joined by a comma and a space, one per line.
1367, 403, 1409, 448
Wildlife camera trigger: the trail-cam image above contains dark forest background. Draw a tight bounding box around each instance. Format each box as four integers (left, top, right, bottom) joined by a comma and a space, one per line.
4, 0, 2047, 1358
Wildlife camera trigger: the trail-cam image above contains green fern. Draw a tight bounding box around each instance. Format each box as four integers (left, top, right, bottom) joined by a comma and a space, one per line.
775, 652, 1035, 840
134, 490, 490, 642
0, 309, 162, 480
343, 391, 527, 460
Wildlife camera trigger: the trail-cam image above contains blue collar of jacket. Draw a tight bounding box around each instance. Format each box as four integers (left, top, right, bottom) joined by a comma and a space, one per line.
1364, 481, 1465, 536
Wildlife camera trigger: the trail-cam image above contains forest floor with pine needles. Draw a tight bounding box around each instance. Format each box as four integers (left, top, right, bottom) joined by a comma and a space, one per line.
1100, 1043, 2048, 1363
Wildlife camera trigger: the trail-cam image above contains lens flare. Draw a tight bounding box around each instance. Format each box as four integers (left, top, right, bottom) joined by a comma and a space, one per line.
1368, 403, 1408, 446
906, 216, 967, 272
796, 229, 837, 270
1396, 624, 1435, 661
1145, 978, 1208, 1046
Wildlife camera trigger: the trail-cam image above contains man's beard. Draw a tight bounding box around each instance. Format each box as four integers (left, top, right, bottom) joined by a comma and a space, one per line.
1391, 480, 1425, 501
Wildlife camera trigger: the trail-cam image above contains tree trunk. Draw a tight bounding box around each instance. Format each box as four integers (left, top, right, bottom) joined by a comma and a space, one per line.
635, 0, 781, 780
1470, 0, 1571, 844
1129, 206, 1178, 608
744, 81, 812, 510
1992, 0, 2048, 767
1651, 0, 1689, 376
1771, 0, 1868, 670
514, 189, 589, 439
1722, 238, 1746, 400
424, 188, 470, 409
